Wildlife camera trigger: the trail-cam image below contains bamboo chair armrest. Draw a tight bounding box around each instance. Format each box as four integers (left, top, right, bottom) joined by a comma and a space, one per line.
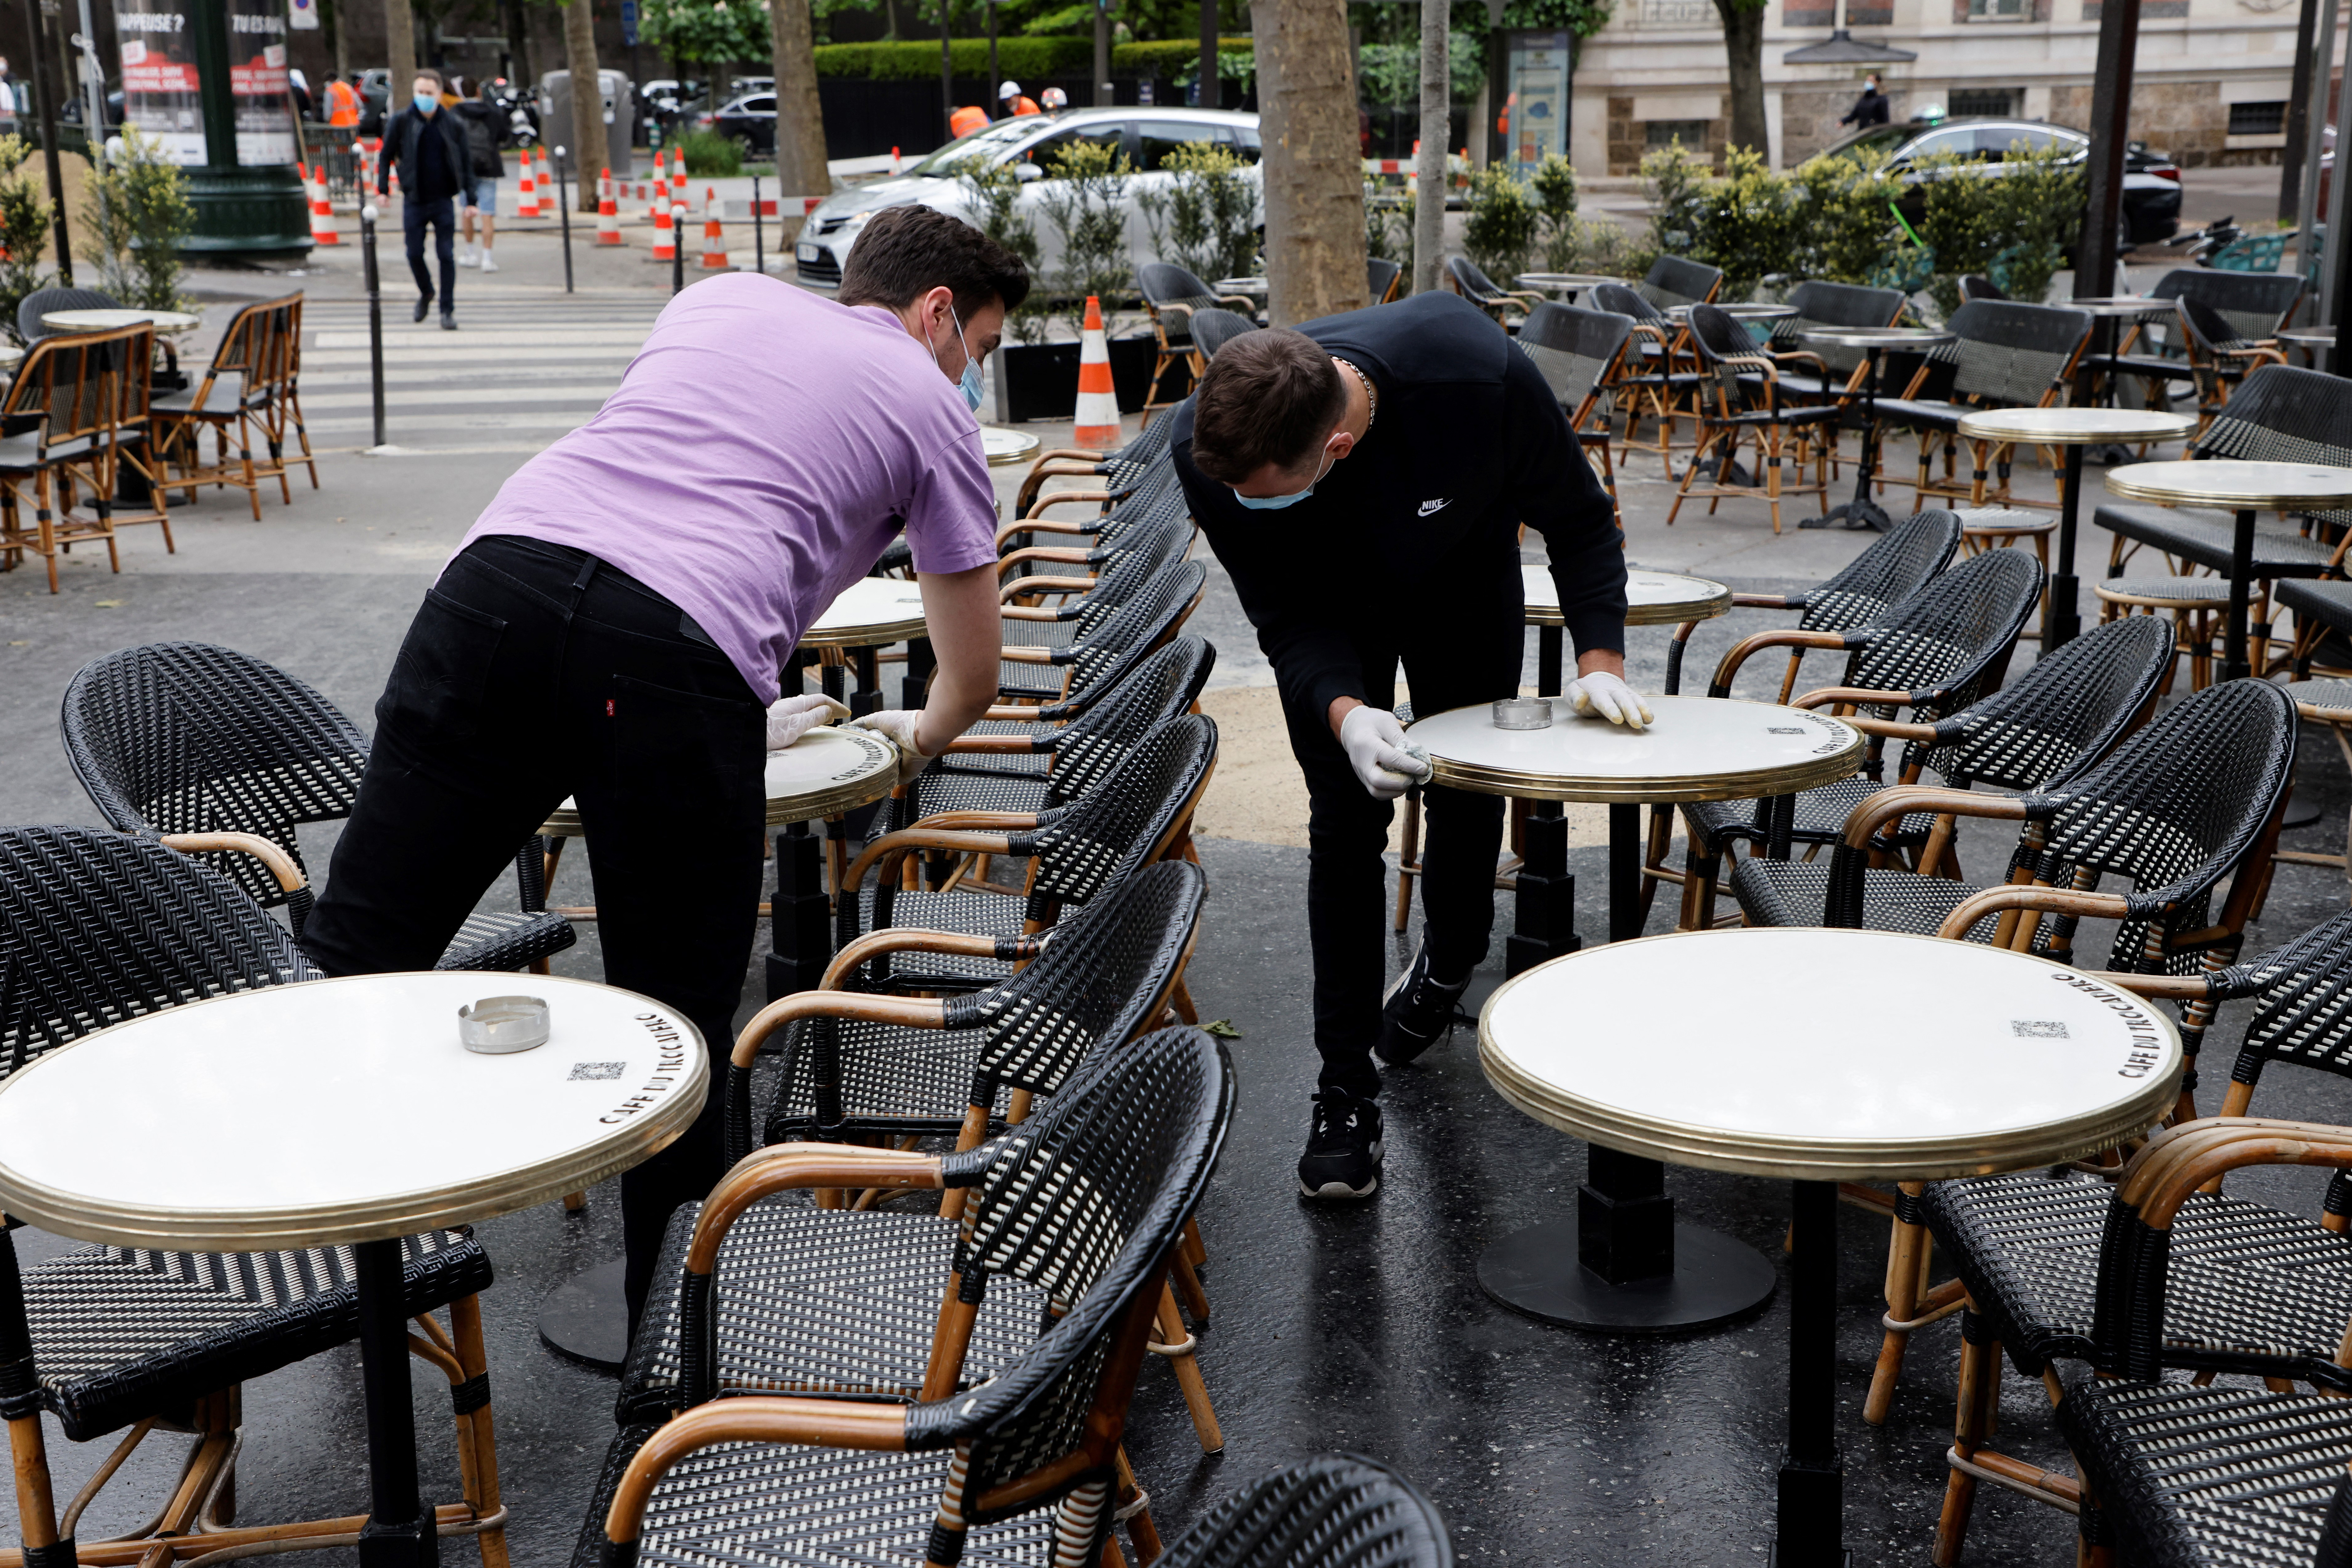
1216, 293, 1259, 311
997, 546, 1097, 576
1843, 716, 1941, 743
1709, 628, 1851, 694
1030, 450, 1106, 468
730, 989, 947, 1068
694, 1144, 949, 1268
999, 604, 1064, 622
1504, 290, 1548, 308
820, 928, 1043, 991
2221, 346, 2287, 366
2077, 970, 2213, 1001
913, 810, 1042, 831
1000, 645, 1058, 665
2121, 1117, 2352, 1216
1722, 353, 1778, 379
1021, 490, 1112, 522
603, 1397, 909, 1547
839, 828, 1019, 907
1772, 349, 1829, 372
158, 831, 307, 896
1842, 785, 2027, 852
1791, 684, 1934, 711
983, 703, 1054, 720
1729, 592, 1793, 609
995, 514, 1099, 548
941, 733, 1045, 755
1932, 883, 2133, 943
999, 573, 1095, 601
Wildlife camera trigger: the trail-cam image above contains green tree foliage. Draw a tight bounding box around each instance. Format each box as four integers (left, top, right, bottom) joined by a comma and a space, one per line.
954, 157, 1050, 343
1365, 183, 1411, 266
1639, 141, 1919, 299
82, 129, 194, 316
1038, 136, 1133, 334
1462, 163, 1540, 281
0, 135, 51, 344
1356, 30, 1487, 106
1137, 139, 1259, 281
1910, 142, 2083, 313
678, 127, 746, 175
642, 0, 772, 66
1788, 147, 1903, 285
1463, 154, 1631, 280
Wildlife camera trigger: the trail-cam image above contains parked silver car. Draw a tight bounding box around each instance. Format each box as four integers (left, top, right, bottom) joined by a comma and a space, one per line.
794, 106, 1262, 289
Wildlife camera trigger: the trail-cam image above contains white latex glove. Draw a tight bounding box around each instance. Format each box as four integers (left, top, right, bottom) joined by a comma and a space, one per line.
1338, 704, 1434, 801
1564, 671, 1655, 732
765, 693, 850, 751
852, 708, 936, 785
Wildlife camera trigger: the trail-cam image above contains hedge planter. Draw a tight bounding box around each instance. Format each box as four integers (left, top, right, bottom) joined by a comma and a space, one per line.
990, 336, 1190, 423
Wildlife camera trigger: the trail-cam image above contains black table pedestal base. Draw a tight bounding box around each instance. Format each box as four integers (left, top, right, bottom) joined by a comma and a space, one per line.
1476, 1216, 1777, 1333
356, 1238, 442, 1568
1775, 1179, 1845, 1566
1797, 496, 1893, 532
767, 823, 832, 1001
537, 1258, 630, 1374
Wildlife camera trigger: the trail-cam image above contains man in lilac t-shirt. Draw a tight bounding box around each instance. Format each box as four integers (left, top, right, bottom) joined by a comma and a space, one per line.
304, 207, 1027, 1328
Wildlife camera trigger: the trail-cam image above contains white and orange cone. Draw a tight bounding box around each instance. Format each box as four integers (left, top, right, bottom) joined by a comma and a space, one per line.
671, 153, 687, 205
516, 152, 538, 218
306, 163, 339, 245
649, 193, 676, 262
596, 168, 621, 244
700, 185, 728, 269
1072, 295, 1120, 447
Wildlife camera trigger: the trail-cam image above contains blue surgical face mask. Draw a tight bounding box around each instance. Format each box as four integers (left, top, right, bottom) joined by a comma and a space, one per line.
934, 306, 985, 412
1231, 446, 1334, 510
413, 92, 438, 114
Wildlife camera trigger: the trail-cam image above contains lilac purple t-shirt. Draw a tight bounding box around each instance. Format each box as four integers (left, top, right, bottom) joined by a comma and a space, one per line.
457, 273, 999, 703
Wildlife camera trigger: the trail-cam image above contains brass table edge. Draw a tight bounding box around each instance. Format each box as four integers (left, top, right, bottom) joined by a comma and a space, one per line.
541, 761, 897, 836
1419, 719, 1867, 805
796, 612, 930, 650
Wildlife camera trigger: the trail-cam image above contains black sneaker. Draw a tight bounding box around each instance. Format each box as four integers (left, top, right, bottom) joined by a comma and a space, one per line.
1297, 1091, 1383, 1200
439, 310, 458, 331
1374, 943, 1471, 1065
412, 296, 431, 323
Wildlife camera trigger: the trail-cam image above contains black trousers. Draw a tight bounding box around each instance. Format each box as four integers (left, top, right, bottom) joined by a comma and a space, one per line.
1283, 563, 1526, 1100
304, 534, 767, 1329
404, 194, 456, 308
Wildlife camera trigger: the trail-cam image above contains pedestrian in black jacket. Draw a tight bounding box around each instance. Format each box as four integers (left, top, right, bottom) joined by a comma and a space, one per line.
1169, 291, 1637, 1200
377, 67, 469, 329
1839, 72, 1890, 129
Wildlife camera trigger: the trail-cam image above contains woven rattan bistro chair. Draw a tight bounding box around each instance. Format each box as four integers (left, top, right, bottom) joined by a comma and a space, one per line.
1191, 307, 1260, 359
1589, 281, 1706, 472
1636, 255, 1723, 311
16, 286, 118, 341
1154, 1454, 1455, 1568
1518, 303, 1631, 509
1760, 282, 1908, 455
153, 294, 316, 520
837, 713, 1219, 995
1668, 546, 2044, 929
0, 323, 161, 594
1956, 275, 2006, 304
573, 1024, 1233, 1568
997, 559, 1206, 704
998, 511, 1195, 650
1138, 263, 1261, 415
1012, 408, 1177, 517
1873, 300, 2096, 510
1444, 256, 1543, 327
2176, 294, 2289, 429
61, 641, 574, 973
1367, 257, 1404, 305
1665, 303, 1842, 535
999, 458, 1186, 566
0, 825, 509, 1568
1900, 911, 2352, 1562
2107, 267, 2307, 410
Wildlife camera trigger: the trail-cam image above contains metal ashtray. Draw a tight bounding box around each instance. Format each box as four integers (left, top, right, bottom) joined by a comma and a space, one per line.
1491, 698, 1554, 730
458, 996, 550, 1054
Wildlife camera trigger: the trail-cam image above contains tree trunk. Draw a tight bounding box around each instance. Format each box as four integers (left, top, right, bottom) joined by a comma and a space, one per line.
772, 0, 832, 221
1198, 0, 1217, 108
561, 0, 607, 213
1251, 0, 1367, 325
384, 0, 415, 117
1093, 0, 1110, 105
1715, 0, 1767, 159
1410, 0, 1446, 293
502, 0, 530, 89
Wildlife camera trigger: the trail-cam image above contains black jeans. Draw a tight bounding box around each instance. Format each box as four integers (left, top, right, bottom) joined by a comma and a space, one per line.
305, 534, 767, 1329
404, 194, 456, 308
1285, 561, 1526, 1100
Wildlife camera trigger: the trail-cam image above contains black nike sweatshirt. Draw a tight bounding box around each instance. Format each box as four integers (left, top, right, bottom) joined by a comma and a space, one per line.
1169, 290, 1628, 726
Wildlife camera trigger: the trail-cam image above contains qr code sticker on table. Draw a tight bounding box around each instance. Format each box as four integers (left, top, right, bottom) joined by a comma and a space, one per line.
2010, 1021, 2070, 1039
568, 1061, 627, 1081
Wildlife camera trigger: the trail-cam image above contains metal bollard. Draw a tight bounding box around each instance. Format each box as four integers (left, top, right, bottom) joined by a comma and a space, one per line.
671, 199, 686, 295
554, 146, 574, 294
752, 172, 763, 276
360, 203, 386, 448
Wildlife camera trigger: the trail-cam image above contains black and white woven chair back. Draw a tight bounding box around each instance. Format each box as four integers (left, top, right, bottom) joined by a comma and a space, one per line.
1066, 517, 1196, 635
1638, 255, 1721, 311
0, 825, 318, 1077
1139, 261, 1220, 345
965, 858, 1206, 1104
2153, 266, 2307, 344
1517, 304, 1630, 413
1192, 309, 1260, 359
1796, 510, 1962, 632
2208, 908, 2352, 1089
2192, 365, 2352, 536
1932, 300, 2093, 407
1839, 545, 2043, 722
1444, 256, 1508, 306
1059, 560, 1207, 704
1024, 714, 1216, 916
1686, 305, 1764, 409
1957, 275, 2007, 304
1095, 413, 1179, 495
1367, 257, 1402, 304
1589, 281, 1668, 327
1916, 612, 2173, 792
60, 641, 367, 914
1155, 1454, 1455, 1568
1046, 636, 1217, 806
933, 1026, 1234, 1539
2179, 295, 2255, 360
2034, 677, 2298, 972
1769, 281, 1906, 375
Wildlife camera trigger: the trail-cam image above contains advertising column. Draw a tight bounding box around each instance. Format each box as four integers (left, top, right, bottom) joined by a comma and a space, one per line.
115, 0, 308, 253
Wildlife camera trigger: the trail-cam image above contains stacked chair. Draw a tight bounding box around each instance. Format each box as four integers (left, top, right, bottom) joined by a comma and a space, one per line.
1014, 412, 1177, 518
1192, 307, 1261, 360
60, 640, 573, 973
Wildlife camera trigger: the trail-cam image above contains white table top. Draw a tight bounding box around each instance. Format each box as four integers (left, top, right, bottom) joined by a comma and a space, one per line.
2071, 295, 2171, 317
0, 973, 709, 1250
1515, 273, 1627, 292
0, 343, 23, 368
1956, 407, 2198, 446
1521, 564, 1731, 628
1405, 694, 1865, 804
1798, 327, 1951, 350
541, 723, 897, 836
981, 426, 1040, 467
41, 308, 201, 334
800, 577, 928, 649
2105, 459, 2352, 511
1211, 276, 1268, 294
1481, 928, 2181, 1181
1665, 303, 1800, 319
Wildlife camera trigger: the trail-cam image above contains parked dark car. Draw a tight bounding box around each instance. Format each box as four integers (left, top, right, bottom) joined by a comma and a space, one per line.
1822, 116, 2183, 245
701, 90, 776, 156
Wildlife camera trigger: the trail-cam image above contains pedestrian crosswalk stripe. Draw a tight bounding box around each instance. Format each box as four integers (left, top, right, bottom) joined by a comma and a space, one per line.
313, 328, 651, 349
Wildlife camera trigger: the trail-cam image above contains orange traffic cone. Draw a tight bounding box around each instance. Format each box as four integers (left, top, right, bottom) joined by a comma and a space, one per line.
671, 153, 687, 205
596, 167, 621, 245
306, 163, 339, 245
641, 149, 661, 206
700, 185, 728, 269
516, 151, 538, 218
1072, 295, 1119, 447
891, 145, 903, 176
650, 193, 676, 262
538, 146, 554, 209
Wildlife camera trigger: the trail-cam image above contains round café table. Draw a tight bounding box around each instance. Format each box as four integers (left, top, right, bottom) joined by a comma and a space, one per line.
533, 724, 896, 1371
1210, 276, 1268, 299
0, 971, 707, 1568
1955, 407, 2196, 650
41, 307, 203, 335
1798, 326, 1954, 532
2104, 459, 2352, 681
1482, 927, 2180, 1564
1514, 272, 1628, 299
1407, 696, 1866, 1332
1520, 564, 1731, 697
982, 425, 1040, 467
2069, 296, 2173, 413
2282, 327, 2335, 370
800, 577, 930, 712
